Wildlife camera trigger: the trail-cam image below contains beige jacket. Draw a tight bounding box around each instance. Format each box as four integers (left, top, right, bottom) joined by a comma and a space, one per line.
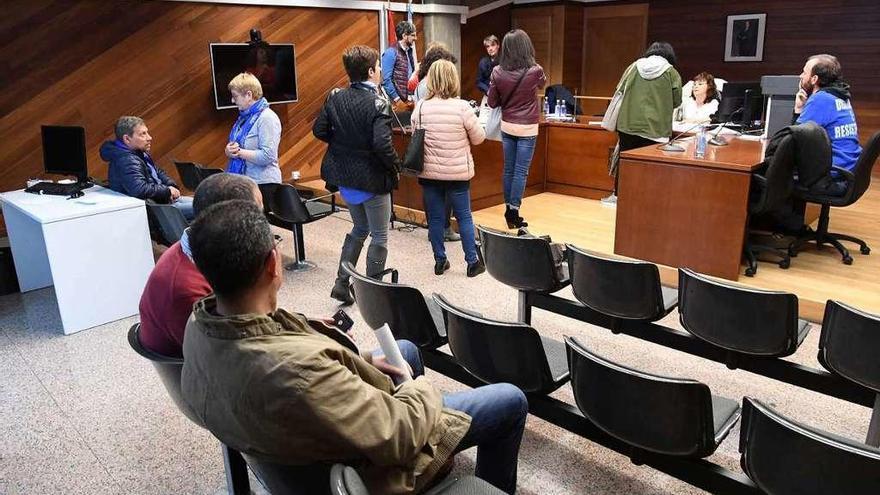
181, 296, 471, 494
412, 98, 485, 181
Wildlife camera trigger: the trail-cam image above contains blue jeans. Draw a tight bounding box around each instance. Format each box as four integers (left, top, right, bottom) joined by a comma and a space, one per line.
501, 132, 537, 209
173, 196, 195, 222
421, 181, 479, 264
395, 340, 527, 494
347, 193, 391, 247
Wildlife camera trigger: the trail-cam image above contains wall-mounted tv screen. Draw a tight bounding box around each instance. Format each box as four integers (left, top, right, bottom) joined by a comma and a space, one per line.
210, 43, 298, 110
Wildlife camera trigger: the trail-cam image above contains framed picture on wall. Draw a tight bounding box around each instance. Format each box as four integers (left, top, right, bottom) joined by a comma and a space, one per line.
724, 13, 766, 62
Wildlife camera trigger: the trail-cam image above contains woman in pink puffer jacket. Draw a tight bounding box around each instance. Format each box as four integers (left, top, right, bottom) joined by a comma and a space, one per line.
411, 60, 487, 277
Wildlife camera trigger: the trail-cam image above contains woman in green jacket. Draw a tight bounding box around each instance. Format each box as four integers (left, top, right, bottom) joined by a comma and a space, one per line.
603, 42, 682, 205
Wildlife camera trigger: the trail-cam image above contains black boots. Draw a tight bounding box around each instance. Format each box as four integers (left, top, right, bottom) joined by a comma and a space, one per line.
466, 259, 486, 277
504, 206, 528, 229
434, 259, 450, 275
330, 234, 364, 305
365, 244, 388, 279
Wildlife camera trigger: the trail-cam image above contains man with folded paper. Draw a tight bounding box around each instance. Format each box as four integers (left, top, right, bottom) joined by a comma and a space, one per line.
181, 200, 527, 494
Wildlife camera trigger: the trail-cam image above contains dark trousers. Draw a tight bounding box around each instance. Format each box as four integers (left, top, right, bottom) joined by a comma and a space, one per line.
614, 132, 658, 192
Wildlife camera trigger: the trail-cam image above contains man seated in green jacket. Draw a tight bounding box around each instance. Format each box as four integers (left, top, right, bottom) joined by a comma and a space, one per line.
181, 200, 527, 494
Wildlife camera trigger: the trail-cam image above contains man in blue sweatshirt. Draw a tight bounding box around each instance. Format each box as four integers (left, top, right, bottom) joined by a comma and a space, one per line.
794, 54, 862, 196
99, 116, 194, 220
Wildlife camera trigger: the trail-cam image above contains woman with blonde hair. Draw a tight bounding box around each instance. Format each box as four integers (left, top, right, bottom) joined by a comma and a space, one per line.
412, 60, 487, 276
225, 72, 282, 184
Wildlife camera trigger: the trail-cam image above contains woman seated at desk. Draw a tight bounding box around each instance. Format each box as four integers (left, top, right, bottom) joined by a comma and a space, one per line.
676, 72, 722, 124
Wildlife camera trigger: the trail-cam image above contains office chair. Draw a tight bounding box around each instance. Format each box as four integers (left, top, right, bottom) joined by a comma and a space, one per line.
433, 293, 570, 395
343, 261, 448, 350
744, 132, 797, 276
678, 268, 810, 361
817, 300, 880, 446
145, 201, 188, 247
173, 161, 222, 192
566, 336, 740, 459
329, 464, 506, 495
790, 130, 879, 264
566, 244, 678, 322
477, 225, 569, 324
126, 323, 252, 494
740, 397, 880, 495
260, 183, 336, 271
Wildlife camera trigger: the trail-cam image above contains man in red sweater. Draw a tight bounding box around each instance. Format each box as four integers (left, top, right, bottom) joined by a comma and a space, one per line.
138, 173, 263, 357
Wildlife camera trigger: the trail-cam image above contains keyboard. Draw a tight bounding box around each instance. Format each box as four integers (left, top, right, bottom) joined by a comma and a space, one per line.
25, 182, 83, 196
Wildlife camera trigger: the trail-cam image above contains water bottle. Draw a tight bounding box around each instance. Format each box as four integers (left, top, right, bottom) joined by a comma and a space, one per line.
695, 125, 707, 159
556, 99, 563, 118
543, 97, 550, 116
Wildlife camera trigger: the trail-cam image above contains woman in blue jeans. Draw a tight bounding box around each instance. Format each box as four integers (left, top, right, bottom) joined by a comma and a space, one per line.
412, 60, 487, 276
487, 29, 546, 229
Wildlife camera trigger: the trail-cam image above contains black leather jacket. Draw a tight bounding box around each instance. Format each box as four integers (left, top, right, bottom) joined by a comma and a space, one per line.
313, 84, 400, 194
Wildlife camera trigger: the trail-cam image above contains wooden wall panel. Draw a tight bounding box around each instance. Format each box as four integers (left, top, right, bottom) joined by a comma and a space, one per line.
648, 0, 880, 148
512, 5, 564, 86
0, 0, 382, 236
460, 4, 511, 103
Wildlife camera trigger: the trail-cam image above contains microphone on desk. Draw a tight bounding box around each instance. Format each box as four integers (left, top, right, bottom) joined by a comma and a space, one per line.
709, 108, 744, 146
658, 122, 705, 152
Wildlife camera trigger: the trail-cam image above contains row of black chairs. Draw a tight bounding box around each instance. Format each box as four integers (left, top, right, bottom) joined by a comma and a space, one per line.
341, 234, 880, 493
478, 225, 880, 432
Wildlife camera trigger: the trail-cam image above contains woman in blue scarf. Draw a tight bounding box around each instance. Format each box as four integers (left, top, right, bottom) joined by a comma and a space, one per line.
225, 73, 282, 184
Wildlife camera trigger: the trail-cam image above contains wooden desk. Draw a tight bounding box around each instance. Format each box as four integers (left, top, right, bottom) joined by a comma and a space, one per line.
614, 138, 766, 281
391, 116, 615, 217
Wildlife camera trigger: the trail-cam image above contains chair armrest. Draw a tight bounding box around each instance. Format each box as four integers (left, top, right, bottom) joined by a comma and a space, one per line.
830, 165, 855, 184
375, 267, 399, 283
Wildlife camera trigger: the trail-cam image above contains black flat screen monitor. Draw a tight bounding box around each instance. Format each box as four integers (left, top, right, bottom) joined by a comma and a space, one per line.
717, 82, 764, 126
210, 43, 298, 110
41, 125, 88, 182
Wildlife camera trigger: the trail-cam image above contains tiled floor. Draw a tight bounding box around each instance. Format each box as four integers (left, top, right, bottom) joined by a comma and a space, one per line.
0, 212, 872, 494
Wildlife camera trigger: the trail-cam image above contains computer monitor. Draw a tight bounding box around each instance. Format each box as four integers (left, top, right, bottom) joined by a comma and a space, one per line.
716, 82, 764, 127
41, 125, 88, 182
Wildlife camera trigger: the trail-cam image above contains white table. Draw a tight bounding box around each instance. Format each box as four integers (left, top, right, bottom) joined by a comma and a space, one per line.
0, 186, 154, 334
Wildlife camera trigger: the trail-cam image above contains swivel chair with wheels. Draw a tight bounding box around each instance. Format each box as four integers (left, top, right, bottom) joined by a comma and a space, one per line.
789, 131, 879, 264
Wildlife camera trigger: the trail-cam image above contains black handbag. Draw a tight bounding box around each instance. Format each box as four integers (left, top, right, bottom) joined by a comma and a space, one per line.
401, 101, 425, 174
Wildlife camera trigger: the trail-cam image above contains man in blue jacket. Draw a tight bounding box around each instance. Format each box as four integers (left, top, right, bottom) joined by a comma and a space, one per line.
100, 116, 194, 220
794, 54, 862, 196
381, 21, 417, 113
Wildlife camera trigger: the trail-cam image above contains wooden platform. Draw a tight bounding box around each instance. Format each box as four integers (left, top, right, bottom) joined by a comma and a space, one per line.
472, 187, 880, 323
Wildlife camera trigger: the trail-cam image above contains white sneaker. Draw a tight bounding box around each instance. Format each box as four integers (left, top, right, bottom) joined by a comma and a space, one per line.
600, 194, 618, 206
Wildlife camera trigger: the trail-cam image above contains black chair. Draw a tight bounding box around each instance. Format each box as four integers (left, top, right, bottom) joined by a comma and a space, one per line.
565, 336, 739, 458
817, 300, 880, 446
145, 201, 188, 247
433, 293, 569, 394
260, 183, 336, 272
678, 268, 811, 362
790, 131, 879, 264
329, 464, 506, 495
127, 323, 252, 495
342, 261, 447, 349
566, 244, 677, 323
744, 133, 797, 276
174, 160, 223, 192
477, 225, 569, 324
739, 397, 880, 495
